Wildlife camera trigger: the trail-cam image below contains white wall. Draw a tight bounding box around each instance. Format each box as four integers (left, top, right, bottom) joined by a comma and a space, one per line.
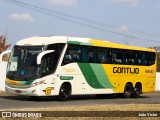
156, 72, 160, 91
0, 62, 8, 91
0, 50, 11, 91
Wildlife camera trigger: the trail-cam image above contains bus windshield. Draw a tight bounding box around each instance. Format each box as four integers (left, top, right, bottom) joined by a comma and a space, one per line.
6, 46, 44, 81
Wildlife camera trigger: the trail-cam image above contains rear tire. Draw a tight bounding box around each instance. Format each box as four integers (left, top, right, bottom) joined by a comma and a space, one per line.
123, 83, 133, 98
57, 84, 70, 101
133, 84, 141, 98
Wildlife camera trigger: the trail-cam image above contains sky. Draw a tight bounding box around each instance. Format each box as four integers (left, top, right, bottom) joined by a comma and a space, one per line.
0, 0, 160, 49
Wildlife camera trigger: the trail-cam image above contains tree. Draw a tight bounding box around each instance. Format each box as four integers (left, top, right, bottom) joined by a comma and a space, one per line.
0, 35, 11, 54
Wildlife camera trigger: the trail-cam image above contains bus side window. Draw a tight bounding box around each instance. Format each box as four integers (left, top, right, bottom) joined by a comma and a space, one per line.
62, 45, 81, 65
125, 52, 135, 64
97, 48, 106, 63
82, 46, 96, 63
82, 47, 88, 62
63, 54, 72, 64
135, 53, 142, 65
41, 54, 54, 76
106, 51, 112, 63
147, 53, 155, 65
111, 50, 123, 64
88, 47, 95, 63
141, 53, 147, 65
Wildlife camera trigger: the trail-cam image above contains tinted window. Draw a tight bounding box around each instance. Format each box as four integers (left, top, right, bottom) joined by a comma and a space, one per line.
62, 45, 81, 65
147, 53, 155, 65
125, 51, 135, 64
61, 44, 156, 66
112, 50, 123, 64
97, 48, 106, 63
81, 46, 96, 63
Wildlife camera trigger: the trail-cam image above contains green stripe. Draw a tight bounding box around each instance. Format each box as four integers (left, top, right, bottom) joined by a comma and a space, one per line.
78, 63, 103, 88
90, 64, 114, 88
68, 41, 92, 46
23, 80, 34, 85
78, 63, 114, 89
60, 76, 73, 80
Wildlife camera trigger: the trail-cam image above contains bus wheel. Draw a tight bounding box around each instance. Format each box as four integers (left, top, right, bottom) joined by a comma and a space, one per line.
58, 84, 70, 101
123, 83, 133, 98
133, 84, 141, 98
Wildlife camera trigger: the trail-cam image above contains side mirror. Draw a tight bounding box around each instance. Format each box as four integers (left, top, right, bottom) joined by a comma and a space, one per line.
37, 50, 55, 65
0, 50, 11, 63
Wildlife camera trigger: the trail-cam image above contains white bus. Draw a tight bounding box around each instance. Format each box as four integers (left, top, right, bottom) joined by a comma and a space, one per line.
5, 36, 156, 100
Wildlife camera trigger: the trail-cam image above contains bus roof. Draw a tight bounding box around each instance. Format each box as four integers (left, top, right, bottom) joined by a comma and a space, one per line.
16, 36, 68, 45
16, 36, 155, 52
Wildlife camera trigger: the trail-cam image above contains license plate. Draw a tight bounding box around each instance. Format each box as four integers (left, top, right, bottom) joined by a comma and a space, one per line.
15, 90, 21, 93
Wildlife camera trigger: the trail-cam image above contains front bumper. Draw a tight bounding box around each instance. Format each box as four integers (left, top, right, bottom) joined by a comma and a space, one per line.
5, 84, 41, 96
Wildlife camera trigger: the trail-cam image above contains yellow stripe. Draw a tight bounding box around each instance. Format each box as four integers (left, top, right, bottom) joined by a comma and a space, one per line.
89, 39, 155, 52
6, 78, 26, 86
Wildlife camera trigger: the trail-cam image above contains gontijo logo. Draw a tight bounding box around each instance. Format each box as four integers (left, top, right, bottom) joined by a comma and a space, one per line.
113, 67, 139, 74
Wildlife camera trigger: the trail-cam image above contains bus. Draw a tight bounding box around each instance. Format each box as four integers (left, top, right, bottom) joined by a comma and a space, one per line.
5, 36, 156, 100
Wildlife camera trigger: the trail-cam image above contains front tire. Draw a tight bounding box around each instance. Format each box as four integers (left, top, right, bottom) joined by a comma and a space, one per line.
57, 84, 70, 101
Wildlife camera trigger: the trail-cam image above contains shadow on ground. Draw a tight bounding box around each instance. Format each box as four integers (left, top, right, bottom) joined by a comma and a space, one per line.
0, 93, 150, 102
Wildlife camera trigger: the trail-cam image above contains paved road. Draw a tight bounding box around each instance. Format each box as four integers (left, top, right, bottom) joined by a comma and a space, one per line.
0, 92, 160, 110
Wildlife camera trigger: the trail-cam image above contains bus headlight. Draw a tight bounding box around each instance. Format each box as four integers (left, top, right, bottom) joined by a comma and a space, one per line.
30, 80, 45, 87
